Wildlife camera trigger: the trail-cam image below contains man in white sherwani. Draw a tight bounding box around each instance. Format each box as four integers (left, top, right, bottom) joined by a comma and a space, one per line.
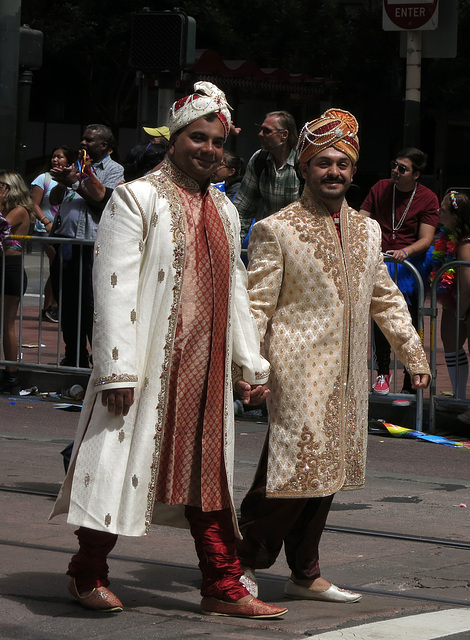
237, 109, 431, 604
50, 82, 287, 620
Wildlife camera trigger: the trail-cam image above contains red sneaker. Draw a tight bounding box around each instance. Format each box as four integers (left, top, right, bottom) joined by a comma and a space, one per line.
372, 374, 391, 395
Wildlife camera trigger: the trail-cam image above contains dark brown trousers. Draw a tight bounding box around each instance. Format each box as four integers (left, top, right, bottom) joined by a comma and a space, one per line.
237, 439, 334, 581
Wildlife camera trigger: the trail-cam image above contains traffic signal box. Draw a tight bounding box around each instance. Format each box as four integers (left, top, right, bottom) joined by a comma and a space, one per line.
131, 11, 196, 72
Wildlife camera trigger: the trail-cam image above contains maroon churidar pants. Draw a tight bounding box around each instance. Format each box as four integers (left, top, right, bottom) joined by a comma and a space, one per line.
68, 507, 248, 601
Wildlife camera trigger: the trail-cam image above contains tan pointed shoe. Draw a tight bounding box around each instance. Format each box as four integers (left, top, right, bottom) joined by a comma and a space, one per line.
201, 595, 287, 618
67, 578, 123, 612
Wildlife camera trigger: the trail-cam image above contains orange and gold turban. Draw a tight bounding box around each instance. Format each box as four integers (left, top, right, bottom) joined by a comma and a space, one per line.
297, 108, 359, 165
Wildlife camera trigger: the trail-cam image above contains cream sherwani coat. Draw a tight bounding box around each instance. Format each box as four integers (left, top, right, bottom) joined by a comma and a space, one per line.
247, 187, 430, 499
51, 161, 269, 537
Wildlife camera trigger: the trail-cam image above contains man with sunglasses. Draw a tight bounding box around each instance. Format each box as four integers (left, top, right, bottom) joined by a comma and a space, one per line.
234, 111, 301, 240
359, 147, 439, 395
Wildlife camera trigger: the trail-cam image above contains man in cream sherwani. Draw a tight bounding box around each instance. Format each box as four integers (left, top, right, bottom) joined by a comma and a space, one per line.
237, 109, 431, 604
50, 82, 288, 620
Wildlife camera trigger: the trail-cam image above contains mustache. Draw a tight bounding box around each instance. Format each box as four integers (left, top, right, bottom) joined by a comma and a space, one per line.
321, 177, 346, 184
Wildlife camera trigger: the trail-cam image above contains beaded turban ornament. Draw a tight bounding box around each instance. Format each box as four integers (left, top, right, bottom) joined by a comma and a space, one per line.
297, 108, 359, 165
168, 81, 232, 140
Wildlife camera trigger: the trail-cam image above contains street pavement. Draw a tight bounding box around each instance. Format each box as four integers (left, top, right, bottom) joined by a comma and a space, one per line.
1, 396, 470, 639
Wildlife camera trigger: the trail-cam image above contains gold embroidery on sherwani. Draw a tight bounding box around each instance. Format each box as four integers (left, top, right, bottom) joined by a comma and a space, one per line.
111, 273, 117, 288
144, 163, 186, 531
231, 362, 243, 385
105, 513, 111, 527
277, 190, 346, 302
124, 178, 148, 239
94, 372, 138, 388
278, 374, 343, 494
342, 208, 369, 304
277, 426, 321, 493
344, 378, 363, 487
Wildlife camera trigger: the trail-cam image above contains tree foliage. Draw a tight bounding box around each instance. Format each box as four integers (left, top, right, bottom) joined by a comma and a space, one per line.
20, 0, 470, 138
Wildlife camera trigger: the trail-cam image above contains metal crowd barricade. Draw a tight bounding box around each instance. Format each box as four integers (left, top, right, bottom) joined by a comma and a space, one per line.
3, 236, 453, 430
0, 235, 93, 376
370, 255, 426, 432
428, 260, 470, 434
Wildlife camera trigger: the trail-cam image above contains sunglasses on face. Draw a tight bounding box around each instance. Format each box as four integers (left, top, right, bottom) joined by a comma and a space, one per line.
258, 126, 286, 136
390, 160, 410, 175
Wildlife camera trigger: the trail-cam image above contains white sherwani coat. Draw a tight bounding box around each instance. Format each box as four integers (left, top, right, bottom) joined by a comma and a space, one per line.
51, 161, 269, 536
247, 187, 431, 499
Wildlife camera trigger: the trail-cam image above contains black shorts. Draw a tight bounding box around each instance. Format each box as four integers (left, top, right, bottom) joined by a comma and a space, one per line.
0, 255, 28, 297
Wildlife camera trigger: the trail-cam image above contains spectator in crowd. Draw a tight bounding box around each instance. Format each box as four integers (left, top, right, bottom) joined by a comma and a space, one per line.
359, 148, 439, 395
236, 109, 430, 604
234, 111, 301, 241
431, 190, 470, 423
50, 82, 287, 620
122, 142, 167, 182
0, 172, 35, 393
31, 145, 77, 323
211, 151, 245, 202
49, 124, 124, 367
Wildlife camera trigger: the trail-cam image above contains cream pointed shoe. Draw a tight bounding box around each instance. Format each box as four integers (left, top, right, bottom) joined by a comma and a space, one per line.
284, 578, 362, 603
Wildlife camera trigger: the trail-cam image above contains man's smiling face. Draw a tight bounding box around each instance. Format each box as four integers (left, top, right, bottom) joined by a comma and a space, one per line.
300, 147, 356, 211
168, 117, 225, 188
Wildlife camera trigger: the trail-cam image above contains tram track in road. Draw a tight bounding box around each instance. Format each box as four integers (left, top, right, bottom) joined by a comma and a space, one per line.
325, 524, 470, 550
2, 483, 470, 552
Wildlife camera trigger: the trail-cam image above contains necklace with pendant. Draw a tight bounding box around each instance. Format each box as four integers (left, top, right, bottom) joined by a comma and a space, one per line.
392, 183, 417, 240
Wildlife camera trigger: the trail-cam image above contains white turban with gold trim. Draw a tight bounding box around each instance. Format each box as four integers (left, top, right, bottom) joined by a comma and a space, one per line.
168, 81, 232, 140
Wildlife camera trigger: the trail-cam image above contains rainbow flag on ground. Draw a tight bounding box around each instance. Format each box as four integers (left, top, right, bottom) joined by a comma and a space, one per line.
373, 420, 470, 449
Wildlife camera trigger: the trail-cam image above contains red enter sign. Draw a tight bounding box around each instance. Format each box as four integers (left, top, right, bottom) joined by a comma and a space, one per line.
384, 0, 438, 30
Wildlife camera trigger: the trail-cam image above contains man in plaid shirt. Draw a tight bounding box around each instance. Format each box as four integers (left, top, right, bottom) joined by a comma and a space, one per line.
234, 111, 301, 240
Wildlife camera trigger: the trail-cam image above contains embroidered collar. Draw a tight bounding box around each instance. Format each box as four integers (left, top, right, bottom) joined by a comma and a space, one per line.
161, 158, 209, 193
